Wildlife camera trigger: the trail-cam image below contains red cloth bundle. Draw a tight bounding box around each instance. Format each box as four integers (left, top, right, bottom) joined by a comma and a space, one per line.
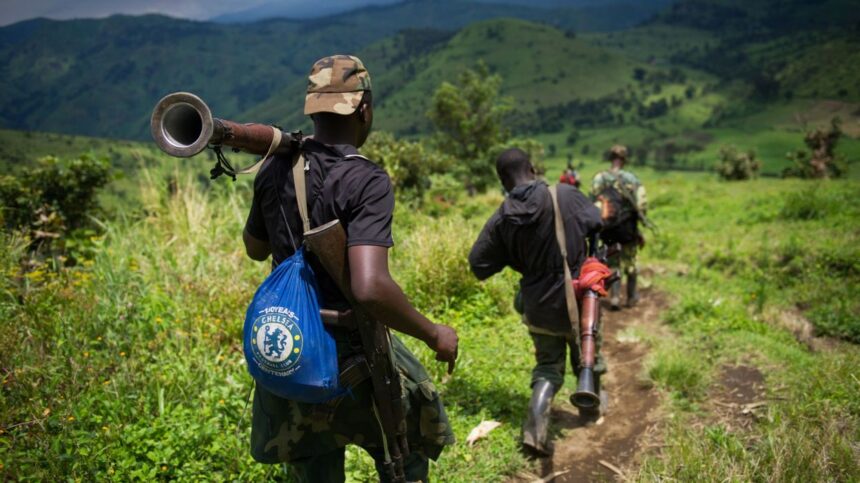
573, 257, 613, 298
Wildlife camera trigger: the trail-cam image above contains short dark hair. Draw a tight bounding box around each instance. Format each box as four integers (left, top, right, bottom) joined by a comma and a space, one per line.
495, 148, 532, 177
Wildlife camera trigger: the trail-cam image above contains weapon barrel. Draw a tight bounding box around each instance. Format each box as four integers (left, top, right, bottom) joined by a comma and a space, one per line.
150, 91, 292, 158
572, 290, 601, 409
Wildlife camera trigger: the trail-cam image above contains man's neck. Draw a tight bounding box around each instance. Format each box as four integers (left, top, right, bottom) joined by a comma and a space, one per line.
312, 130, 356, 147
314, 123, 357, 146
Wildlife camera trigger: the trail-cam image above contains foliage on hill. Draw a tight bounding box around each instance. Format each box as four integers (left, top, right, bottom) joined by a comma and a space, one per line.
0, 1, 665, 140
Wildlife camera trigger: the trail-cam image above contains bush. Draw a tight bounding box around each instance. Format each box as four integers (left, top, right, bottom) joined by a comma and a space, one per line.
361, 131, 453, 202
783, 118, 846, 179
715, 145, 760, 180
0, 154, 111, 257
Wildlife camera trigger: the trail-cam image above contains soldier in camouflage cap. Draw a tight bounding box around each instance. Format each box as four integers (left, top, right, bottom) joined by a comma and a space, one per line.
591, 144, 648, 309
304, 55, 373, 116
243, 55, 457, 482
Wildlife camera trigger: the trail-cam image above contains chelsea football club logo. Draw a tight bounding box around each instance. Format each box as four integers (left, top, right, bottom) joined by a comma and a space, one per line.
250, 306, 303, 376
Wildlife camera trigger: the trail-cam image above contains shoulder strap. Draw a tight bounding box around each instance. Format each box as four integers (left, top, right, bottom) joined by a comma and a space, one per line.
548, 185, 580, 328
289, 151, 367, 238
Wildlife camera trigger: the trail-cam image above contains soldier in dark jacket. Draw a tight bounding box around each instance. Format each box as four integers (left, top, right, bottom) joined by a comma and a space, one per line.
468, 148, 604, 455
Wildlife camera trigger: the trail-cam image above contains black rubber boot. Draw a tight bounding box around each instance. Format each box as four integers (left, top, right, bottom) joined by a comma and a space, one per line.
609, 279, 621, 311
522, 379, 555, 456
626, 272, 639, 307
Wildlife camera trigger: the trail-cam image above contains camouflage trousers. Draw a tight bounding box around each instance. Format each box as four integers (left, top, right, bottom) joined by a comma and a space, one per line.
607, 240, 638, 277
250, 331, 455, 481
529, 330, 606, 391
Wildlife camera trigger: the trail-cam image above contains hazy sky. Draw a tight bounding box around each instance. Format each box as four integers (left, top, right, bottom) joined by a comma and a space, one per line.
0, 0, 400, 26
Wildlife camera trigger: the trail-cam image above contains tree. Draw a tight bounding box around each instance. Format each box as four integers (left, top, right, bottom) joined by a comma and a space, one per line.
783, 118, 846, 179
360, 131, 453, 202
715, 145, 760, 180
427, 62, 512, 193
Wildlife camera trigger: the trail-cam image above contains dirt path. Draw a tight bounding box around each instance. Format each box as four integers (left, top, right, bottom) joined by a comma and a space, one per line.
512, 288, 669, 482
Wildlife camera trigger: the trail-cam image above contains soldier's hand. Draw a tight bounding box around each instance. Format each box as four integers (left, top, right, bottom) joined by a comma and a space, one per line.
430, 324, 459, 374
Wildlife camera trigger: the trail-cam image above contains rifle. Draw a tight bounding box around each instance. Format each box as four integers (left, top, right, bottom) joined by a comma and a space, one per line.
304, 219, 409, 483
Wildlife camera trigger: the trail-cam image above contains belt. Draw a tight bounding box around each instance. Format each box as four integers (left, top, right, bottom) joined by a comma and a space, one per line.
320, 308, 357, 330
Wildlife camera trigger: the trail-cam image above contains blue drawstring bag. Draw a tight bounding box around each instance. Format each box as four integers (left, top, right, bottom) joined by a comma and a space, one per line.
243, 246, 341, 403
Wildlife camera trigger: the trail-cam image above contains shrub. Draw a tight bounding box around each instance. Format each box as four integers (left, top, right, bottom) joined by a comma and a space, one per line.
783, 118, 846, 179
715, 145, 760, 180
0, 154, 111, 257
361, 131, 453, 202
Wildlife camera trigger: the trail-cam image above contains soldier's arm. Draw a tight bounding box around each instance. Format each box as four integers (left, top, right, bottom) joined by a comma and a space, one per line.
590, 173, 604, 205
636, 183, 648, 215
349, 245, 458, 367
243, 175, 272, 261
468, 214, 507, 280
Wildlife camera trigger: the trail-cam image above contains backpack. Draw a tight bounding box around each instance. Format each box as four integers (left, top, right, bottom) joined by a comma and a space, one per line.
242, 152, 342, 403
596, 174, 638, 244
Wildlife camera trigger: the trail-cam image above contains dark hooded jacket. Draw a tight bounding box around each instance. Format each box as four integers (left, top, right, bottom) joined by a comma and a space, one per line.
468, 181, 602, 333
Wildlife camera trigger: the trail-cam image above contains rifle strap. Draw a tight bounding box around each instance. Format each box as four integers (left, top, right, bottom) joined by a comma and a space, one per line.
548, 185, 580, 329
237, 126, 283, 176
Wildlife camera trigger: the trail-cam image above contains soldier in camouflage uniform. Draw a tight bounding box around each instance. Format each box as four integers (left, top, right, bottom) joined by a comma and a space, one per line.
591, 145, 648, 309
242, 55, 457, 482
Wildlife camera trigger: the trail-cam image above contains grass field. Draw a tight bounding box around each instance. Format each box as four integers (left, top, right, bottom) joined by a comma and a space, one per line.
1, 131, 858, 481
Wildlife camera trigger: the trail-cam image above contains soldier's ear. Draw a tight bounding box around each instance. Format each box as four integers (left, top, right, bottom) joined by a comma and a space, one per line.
358, 101, 372, 124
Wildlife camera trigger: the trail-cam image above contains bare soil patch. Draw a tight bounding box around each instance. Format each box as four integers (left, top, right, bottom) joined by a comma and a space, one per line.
709, 364, 768, 433
510, 289, 669, 482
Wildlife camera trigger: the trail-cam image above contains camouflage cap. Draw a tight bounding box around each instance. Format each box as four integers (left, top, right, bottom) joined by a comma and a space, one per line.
304, 55, 372, 116
609, 144, 628, 160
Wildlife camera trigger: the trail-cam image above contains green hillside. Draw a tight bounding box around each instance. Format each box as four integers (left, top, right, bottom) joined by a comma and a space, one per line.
0, 1, 665, 140
247, 18, 660, 135
2, 0, 859, 178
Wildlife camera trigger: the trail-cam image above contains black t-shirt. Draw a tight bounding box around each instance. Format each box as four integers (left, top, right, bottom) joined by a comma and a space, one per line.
468, 181, 602, 333
244, 138, 394, 311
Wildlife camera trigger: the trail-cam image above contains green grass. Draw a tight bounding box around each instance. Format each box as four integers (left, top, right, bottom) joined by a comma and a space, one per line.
1, 128, 859, 481
0, 155, 535, 481
631, 169, 860, 481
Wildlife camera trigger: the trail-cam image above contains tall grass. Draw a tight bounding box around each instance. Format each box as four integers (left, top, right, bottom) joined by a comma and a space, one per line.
635, 172, 860, 482
0, 166, 533, 481
2, 160, 859, 481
